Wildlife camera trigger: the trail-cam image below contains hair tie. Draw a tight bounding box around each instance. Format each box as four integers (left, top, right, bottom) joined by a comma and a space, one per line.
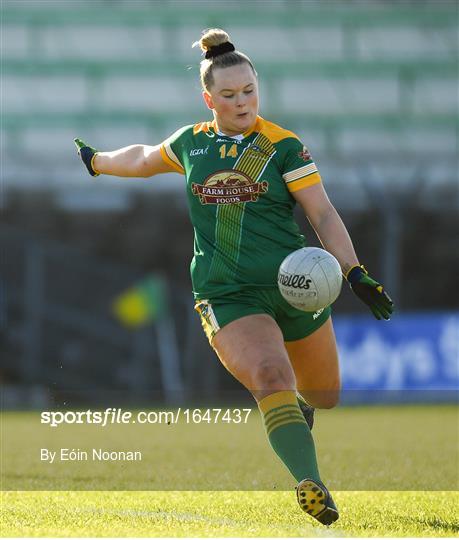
205, 41, 235, 59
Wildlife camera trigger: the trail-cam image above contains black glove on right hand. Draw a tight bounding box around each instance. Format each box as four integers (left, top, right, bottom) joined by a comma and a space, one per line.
74, 138, 99, 177
347, 265, 394, 321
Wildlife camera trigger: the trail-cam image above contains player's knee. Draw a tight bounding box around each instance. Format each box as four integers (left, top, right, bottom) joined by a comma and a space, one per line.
313, 390, 340, 409
252, 359, 295, 392
298, 387, 340, 409
319, 395, 340, 409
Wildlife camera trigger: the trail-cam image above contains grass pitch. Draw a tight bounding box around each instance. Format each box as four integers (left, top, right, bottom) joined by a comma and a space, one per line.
2, 490, 458, 537
1, 405, 458, 536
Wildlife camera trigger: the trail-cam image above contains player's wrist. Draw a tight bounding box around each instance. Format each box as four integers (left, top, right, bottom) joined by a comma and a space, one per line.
345, 264, 367, 284
90, 153, 100, 176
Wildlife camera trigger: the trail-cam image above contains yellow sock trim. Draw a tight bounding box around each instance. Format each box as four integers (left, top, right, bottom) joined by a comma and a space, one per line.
264, 404, 299, 423
258, 390, 297, 415
267, 416, 307, 436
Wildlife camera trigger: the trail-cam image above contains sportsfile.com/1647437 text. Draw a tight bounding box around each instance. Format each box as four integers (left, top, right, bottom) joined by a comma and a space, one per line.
40, 408, 253, 427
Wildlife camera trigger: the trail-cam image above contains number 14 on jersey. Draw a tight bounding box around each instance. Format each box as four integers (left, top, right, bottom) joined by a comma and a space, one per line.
219, 143, 238, 159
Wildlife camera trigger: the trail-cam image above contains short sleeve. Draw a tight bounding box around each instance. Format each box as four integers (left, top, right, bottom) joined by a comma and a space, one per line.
281, 138, 322, 193
159, 125, 191, 175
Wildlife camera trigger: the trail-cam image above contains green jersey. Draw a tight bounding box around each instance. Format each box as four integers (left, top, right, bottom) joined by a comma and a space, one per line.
160, 116, 322, 300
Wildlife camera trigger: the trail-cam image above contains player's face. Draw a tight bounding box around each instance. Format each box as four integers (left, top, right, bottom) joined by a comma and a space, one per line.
203, 63, 259, 136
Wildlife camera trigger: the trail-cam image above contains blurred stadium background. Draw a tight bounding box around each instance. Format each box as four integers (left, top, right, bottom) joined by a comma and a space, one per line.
1, 0, 458, 408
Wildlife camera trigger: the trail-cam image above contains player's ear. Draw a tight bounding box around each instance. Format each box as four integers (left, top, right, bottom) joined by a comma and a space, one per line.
202, 91, 214, 110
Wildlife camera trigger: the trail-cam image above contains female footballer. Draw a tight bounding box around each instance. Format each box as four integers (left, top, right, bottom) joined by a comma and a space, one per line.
75, 28, 393, 525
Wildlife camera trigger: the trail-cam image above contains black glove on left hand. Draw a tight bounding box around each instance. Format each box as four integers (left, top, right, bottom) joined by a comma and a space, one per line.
74, 138, 99, 177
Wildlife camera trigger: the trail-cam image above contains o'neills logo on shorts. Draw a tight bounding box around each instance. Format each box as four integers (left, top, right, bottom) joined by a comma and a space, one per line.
192, 170, 268, 205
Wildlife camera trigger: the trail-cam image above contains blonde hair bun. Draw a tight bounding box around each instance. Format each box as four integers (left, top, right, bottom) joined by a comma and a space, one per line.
194, 28, 231, 53
193, 27, 256, 91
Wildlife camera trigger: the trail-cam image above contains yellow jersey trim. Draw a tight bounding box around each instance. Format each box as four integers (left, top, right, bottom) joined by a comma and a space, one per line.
191, 116, 300, 144
159, 144, 185, 175
205, 116, 298, 142
283, 162, 318, 183
287, 171, 322, 192
193, 121, 213, 135
256, 116, 300, 144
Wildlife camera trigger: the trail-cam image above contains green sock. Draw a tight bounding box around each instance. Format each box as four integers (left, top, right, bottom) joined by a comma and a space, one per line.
258, 390, 321, 483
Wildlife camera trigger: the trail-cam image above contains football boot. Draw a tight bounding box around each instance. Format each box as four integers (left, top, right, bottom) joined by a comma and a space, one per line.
296, 478, 339, 526
297, 394, 315, 431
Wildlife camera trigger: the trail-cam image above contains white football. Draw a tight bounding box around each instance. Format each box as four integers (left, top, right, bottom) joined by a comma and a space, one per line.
278, 247, 342, 312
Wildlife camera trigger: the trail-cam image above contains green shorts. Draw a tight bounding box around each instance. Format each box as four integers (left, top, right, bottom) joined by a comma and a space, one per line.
195, 287, 331, 343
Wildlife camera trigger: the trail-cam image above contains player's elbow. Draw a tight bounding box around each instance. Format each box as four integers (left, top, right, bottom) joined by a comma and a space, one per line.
135, 156, 156, 178
307, 203, 336, 233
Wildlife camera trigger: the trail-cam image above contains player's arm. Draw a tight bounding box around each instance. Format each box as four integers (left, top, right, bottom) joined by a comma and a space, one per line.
293, 183, 359, 274
293, 183, 394, 320
74, 139, 176, 178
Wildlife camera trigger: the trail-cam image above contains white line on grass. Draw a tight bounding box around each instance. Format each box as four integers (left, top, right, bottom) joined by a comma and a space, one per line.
78, 506, 347, 536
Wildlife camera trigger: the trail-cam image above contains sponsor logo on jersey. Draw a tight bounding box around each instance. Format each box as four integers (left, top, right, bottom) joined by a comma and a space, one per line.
192, 170, 269, 205
189, 146, 209, 157
243, 142, 275, 164
298, 146, 311, 161
313, 308, 325, 320
249, 143, 270, 156
216, 138, 242, 144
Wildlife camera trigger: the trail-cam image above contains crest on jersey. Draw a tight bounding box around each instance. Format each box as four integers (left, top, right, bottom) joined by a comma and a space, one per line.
192, 170, 268, 205
298, 146, 311, 161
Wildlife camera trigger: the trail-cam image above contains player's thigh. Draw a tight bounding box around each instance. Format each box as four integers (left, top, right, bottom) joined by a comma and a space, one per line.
211, 313, 296, 400
285, 317, 340, 408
